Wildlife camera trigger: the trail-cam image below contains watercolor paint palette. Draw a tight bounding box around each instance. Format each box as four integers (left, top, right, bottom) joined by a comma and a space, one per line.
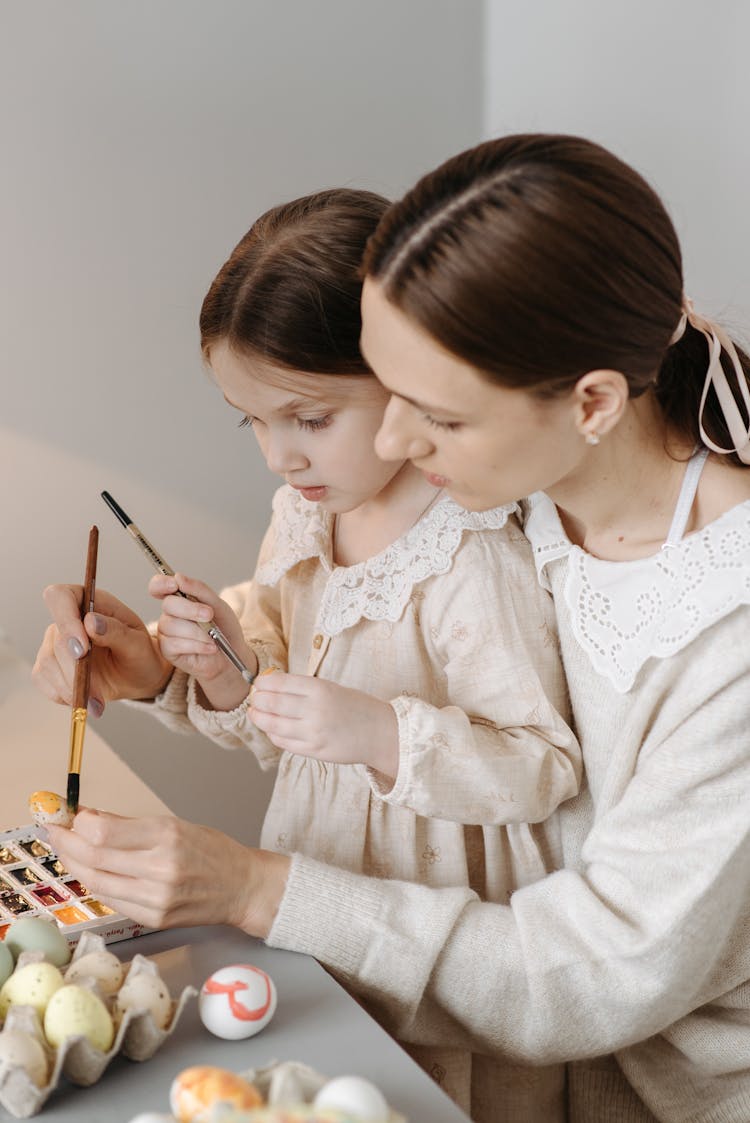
0, 824, 151, 947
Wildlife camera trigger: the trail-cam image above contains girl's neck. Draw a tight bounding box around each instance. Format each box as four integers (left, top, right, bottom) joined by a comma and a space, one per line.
333, 463, 443, 567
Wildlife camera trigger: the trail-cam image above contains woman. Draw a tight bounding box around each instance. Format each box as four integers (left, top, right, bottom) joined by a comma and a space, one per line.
34, 135, 750, 1122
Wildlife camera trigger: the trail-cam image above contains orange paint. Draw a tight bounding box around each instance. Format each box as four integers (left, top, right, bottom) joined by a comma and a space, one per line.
53, 905, 88, 925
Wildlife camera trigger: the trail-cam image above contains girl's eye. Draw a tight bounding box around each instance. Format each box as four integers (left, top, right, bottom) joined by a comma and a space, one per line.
237, 415, 255, 429
298, 415, 332, 432
422, 413, 461, 432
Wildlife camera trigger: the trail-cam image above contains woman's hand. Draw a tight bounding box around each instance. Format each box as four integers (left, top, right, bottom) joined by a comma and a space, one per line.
149, 573, 259, 712
33, 585, 173, 715
250, 672, 399, 778
46, 810, 290, 939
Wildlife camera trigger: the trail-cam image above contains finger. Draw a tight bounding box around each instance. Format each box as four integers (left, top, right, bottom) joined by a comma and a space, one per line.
250, 708, 306, 743
252, 671, 313, 699
159, 592, 214, 626
173, 573, 224, 607
250, 690, 308, 719
31, 628, 74, 704
42, 584, 89, 655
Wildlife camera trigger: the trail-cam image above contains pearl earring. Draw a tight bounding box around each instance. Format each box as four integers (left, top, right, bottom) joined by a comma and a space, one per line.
585, 432, 600, 446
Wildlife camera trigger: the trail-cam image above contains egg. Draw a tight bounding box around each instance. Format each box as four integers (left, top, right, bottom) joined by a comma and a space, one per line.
198, 964, 277, 1040
43, 983, 114, 1052
313, 1076, 389, 1122
65, 950, 124, 995
115, 971, 172, 1029
0, 961, 65, 1020
28, 791, 74, 828
5, 915, 72, 967
0, 941, 13, 988
125, 1116, 177, 1123
169, 1065, 263, 1122
0, 1027, 49, 1086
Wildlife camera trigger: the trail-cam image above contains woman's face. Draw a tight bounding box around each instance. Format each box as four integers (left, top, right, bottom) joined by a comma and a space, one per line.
361, 279, 585, 510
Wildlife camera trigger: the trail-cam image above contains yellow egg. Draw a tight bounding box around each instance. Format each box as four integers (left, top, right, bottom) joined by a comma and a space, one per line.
169, 1065, 263, 1122
0, 1027, 49, 1086
43, 984, 114, 1052
0, 961, 65, 1020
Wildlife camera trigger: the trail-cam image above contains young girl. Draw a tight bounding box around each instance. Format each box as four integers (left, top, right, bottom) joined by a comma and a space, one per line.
36, 188, 579, 1121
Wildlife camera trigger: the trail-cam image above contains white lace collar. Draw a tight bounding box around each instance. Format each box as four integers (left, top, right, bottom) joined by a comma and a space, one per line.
257, 484, 518, 635
525, 490, 750, 692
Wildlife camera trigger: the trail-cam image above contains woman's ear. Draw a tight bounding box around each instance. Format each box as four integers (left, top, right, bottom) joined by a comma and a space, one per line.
573, 369, 629, 442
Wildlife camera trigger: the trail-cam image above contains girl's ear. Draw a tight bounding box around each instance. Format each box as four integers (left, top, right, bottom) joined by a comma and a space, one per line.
573, 369, 629, 442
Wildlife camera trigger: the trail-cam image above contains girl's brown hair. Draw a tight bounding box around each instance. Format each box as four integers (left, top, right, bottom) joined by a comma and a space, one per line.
363, 134, 750, 465
201, 188, 389, 375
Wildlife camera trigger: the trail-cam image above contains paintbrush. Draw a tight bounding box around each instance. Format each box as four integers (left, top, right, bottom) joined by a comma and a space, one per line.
100, 490, 256, 685
67, 524, 99, 814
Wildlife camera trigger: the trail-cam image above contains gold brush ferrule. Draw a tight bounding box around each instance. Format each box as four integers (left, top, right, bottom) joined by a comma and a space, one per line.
68, 707, 87, 773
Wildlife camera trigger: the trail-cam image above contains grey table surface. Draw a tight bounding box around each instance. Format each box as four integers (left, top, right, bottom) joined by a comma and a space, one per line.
19, 924, 470, 1122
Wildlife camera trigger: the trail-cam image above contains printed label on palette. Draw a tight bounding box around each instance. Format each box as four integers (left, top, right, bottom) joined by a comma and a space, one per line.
0, 824, 154, 946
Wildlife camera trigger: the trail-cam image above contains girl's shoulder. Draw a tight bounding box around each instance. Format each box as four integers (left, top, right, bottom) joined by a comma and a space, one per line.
525, 491, 750, 691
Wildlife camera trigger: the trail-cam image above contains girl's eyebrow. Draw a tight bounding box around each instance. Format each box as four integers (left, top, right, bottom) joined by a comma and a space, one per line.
222, 394, 327, 414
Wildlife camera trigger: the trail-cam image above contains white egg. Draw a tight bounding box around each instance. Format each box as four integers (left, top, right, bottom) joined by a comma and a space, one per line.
115, 971, 172, 1029
198, 964, 277, 1040
314, 1075, 390, 1122
0, 1027, 49, 1086
65, 950, 124, 995
124, 1115, 177, 1123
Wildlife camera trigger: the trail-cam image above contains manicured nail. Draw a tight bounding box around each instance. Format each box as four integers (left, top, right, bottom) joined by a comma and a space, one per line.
93, 615, 106, 635
88, 697, 104, 718
67, 637, 85, 659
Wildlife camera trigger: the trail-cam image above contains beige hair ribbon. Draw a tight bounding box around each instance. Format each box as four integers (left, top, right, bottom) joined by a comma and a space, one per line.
671, 298, 750, 464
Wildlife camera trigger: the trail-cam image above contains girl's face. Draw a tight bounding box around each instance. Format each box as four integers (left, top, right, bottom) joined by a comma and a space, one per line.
209, 339, 405, 513
361, 279, 585, 510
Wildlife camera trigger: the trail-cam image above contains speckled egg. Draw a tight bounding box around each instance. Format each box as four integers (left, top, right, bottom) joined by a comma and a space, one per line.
169, 1065, 263, 1122
5, 915, 72, 967
0, 961, 65, 1020
198, 964, 277, 1040
65, 950, 124, 995
125, 1116, 177, 1123
28, 791, 74, 828
43, 983, 114, 1052
115, 971, 172, 1029
313, 1076, 389, 1122
0, 1027, 49, 1086
0, 941, 13, 988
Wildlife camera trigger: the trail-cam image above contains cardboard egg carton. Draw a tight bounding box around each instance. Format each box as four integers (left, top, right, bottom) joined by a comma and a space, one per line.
235, 1061, 408, 1123
0, 931, 197, 1118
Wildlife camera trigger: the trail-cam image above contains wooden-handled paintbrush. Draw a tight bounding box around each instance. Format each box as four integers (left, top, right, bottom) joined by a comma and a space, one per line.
67, 525, 99, 814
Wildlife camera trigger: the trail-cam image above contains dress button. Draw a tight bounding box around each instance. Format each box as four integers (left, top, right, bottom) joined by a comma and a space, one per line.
312, 634, 323, 649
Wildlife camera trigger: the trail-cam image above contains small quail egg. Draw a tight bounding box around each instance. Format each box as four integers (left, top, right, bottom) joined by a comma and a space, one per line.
65, 950, 124, 995
115, 972, 172, 1030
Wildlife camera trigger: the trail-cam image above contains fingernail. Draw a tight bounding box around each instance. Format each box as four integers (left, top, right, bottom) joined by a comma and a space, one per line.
88, 697, 104, 719
93, 615, 106, 635
67, 637, 85, 658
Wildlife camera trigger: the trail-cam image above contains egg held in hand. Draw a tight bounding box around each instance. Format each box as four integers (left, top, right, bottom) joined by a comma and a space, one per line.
28, 791, 74, 828
198, 964, 277, 1040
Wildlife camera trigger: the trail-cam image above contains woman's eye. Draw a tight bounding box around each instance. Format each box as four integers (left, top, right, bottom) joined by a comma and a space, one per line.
298, 415, 333, 432
422, 413, 461, 432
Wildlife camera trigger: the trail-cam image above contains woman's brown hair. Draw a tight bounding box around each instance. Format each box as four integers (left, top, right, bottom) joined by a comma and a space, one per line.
201, 187, 389, 374
363, 134, 750, 465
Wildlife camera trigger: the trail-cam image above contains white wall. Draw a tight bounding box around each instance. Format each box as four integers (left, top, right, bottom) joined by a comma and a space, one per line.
484, 0, 750, 328
1, 1, 483, 842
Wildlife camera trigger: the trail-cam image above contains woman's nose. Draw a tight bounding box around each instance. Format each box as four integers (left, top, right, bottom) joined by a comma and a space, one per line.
375, 397, 434, 462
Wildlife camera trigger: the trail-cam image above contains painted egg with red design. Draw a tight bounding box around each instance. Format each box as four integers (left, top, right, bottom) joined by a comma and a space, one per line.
198, 963, 277, 1040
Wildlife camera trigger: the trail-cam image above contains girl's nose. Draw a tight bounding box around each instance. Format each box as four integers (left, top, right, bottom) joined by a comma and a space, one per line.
375, 397, 434, 462
263, 431, 308, 474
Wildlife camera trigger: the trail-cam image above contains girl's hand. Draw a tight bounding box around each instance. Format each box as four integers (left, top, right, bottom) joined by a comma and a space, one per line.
150, 573, 258, 711
46, 810, 289, 939
33, 585, 172, 715
250, 673, 399, 778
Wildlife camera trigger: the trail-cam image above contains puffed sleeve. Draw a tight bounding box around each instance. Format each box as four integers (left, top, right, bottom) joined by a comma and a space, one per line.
369, 524, 581, 824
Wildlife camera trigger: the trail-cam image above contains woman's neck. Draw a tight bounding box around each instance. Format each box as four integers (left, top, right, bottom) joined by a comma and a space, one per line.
547, 397, 698, 560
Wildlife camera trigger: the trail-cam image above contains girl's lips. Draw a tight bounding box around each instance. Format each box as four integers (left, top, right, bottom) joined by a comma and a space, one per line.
294, 485, 328, 501
423, 472, 449, 487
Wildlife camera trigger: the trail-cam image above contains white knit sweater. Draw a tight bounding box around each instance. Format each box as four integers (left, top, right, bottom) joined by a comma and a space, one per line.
268, 492, 750, 1123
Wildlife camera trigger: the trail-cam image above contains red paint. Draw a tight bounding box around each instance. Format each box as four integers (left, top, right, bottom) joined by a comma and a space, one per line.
203, 966, 272, 1021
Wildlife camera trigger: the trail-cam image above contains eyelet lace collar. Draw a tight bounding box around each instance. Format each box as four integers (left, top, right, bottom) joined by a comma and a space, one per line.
524, 490, 750, 692
257, 484, 518, 636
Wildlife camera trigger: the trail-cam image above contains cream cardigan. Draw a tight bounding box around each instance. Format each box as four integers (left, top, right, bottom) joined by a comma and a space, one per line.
267, 492, 750, 1123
